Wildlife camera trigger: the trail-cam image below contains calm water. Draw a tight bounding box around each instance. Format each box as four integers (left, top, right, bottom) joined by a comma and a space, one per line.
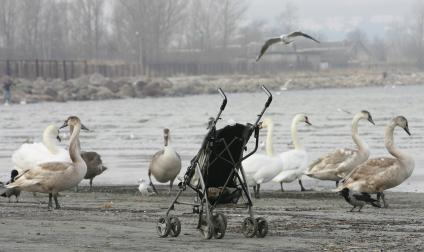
0, 85, 423, 192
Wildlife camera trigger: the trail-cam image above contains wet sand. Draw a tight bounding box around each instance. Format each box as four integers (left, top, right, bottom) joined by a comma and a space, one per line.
0, 186, 423, 252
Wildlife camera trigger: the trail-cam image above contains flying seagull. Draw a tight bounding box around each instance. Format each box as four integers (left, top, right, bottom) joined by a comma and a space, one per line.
256, 31, 320, 61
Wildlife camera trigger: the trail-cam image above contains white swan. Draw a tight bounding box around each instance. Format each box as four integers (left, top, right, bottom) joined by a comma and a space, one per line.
7, 116, 88, 210
242, 118, 282, 198
272, 114, 311, 191
12, 124, 70, 173
306, 111, 374, 185
148, 128, 182, 194
338, 116, 414, 208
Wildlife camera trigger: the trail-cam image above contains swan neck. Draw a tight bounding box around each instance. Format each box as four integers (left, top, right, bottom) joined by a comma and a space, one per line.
265, 124, 274, 156
384, 122, 406, 160
164, 135, 169, 147
351, 116, 368, 152
291, 119, 302, 150
43, 134, 59, 154
69, 124, 83, 163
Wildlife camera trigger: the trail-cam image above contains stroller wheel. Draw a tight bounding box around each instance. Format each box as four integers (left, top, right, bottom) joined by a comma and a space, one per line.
156, 216, 171, 238
198, 214, 214, 239
241, 217, 258, 238
212, 213, 227, 239
255, 217, 268, 238
199, 223, 214, 239
169, 216, 181, 237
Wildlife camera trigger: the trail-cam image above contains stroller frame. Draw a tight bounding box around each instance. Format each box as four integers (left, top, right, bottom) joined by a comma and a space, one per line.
156, 86, 272, 239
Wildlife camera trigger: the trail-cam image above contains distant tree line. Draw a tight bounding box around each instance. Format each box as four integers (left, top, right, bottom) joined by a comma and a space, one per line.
0, 0, 423, 71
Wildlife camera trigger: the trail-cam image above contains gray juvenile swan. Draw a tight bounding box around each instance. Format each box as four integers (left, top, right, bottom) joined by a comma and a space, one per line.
306, 111, 374, 186
148, 128, 181, 194
338, 116, 414, 208
7, 116, 88, 210
69, 126, 107, 190
81, 151, 107, 189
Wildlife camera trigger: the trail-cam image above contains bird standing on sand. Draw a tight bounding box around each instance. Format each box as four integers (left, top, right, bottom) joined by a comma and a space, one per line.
256, 31, 320, 61
7, 116, 88, 210
306, 111, 375, 186
339, 188, 381, 212
138, 178, 153, 196
1, 169, 21, 202
338, 116, 414, 208
68, 125, 107, 191
148, 128, 181, 194
81, 151, 107, 190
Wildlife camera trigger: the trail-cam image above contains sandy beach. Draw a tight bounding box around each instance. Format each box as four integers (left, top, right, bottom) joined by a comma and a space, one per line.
1, 186, 423, 252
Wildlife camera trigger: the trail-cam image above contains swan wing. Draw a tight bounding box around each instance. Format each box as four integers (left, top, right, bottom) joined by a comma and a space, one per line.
81, 151, 108, 178
279, 150, 308, 172
272, 150, 308, 183
308, 148, 357, 173
12, 142, 71, 171
341, 157, 399, 192
242, 154, 271, 174
7, 162, 72, 189
252, 157, 283, 184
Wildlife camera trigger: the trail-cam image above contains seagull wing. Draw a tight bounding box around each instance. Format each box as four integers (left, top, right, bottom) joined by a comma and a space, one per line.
256, 37, 281, 61
287, 31, 320, 43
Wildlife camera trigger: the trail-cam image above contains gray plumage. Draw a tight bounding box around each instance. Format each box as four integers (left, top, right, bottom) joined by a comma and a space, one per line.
1, 170, 21, 203
81, 151, 107, 189
340, 188, 381, 212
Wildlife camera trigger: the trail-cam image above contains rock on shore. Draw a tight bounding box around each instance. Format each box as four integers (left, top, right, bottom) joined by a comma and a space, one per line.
3, 70, 424, 103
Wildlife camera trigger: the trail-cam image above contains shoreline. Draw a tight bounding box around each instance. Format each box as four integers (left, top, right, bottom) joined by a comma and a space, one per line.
1, 187, 423, 251
3, 69, 424, 104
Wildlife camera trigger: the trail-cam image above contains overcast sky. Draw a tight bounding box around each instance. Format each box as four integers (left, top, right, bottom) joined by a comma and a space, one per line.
246, 0, 418, 40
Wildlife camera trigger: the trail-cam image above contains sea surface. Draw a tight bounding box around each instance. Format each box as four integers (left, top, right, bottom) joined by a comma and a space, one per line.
0, 85, 423, 192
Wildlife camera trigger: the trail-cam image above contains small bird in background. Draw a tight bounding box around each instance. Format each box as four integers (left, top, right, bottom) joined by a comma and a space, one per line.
339, 188, 381, 212
1, 170, 21, 203
256, 31, 320, 61
138, 178, 153, 197
101, 201, 113, 209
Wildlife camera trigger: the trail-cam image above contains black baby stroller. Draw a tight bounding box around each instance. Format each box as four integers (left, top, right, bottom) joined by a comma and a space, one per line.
156, 86, 272, 239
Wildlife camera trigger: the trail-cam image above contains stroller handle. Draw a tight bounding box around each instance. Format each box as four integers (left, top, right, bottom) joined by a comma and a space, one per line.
253, 85, 273, 126
261, 85, 272, 108
218, 88, 227, 111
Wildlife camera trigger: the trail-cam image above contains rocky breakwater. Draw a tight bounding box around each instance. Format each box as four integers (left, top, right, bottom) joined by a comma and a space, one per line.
9, 73, 178, 103
4, 70, 424, 103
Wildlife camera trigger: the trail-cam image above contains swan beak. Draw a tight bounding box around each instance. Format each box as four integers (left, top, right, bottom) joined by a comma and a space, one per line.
368, 117, 375, 125
59, 121, 68, 129
404, 126, 411, 136
305, 119, 312, 126
57, 135, 62, 142
81, 124, 90, 131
